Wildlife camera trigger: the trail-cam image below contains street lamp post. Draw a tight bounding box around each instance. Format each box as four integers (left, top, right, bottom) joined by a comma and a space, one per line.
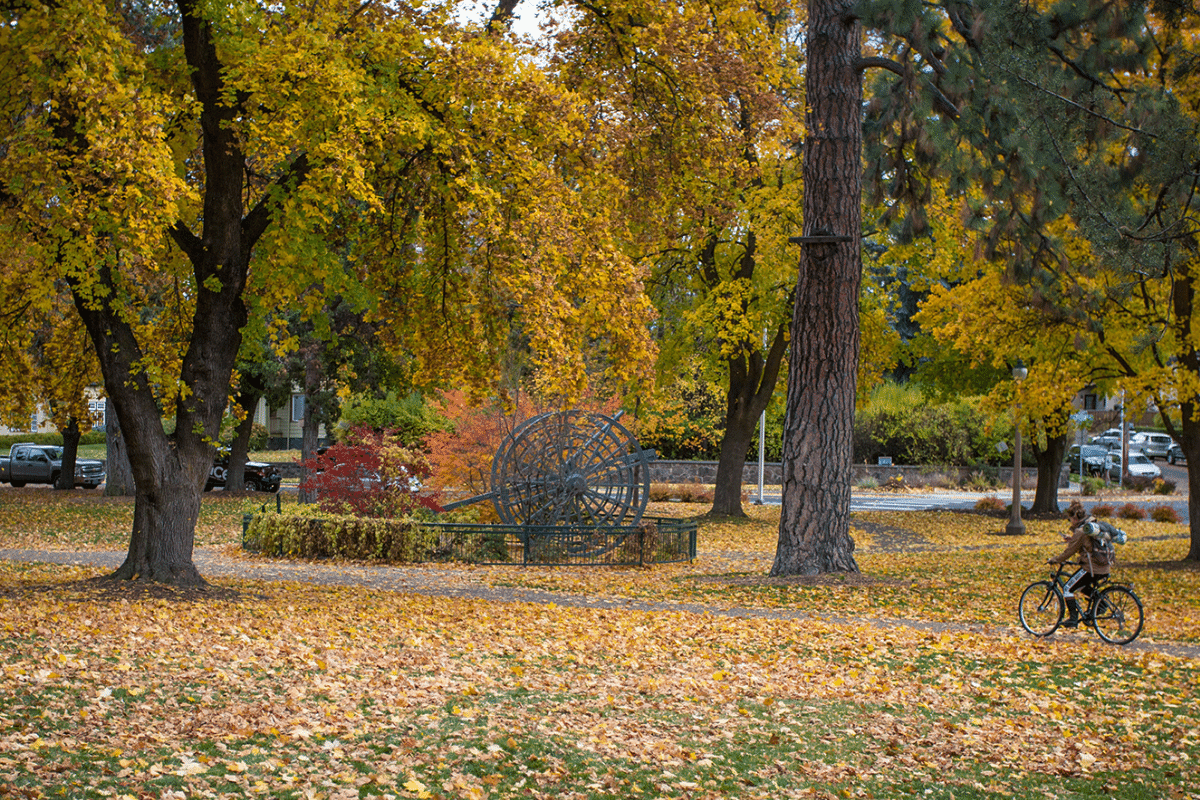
1006, 359, 1028, 536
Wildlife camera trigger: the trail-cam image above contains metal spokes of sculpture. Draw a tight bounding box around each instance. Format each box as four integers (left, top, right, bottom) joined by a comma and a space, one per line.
492, 410, 651, 527
437, 409, 671, 564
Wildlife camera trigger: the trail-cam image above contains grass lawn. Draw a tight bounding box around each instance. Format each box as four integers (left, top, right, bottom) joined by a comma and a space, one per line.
2, 491, 1199, 799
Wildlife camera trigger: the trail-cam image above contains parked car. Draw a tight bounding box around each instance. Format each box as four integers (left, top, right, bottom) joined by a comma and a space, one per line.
1089, 431, 1125, 449
205, 451, 281, 493
1107, 450, 1162, 482
1131, 432, 1173, 460
1168, 443, 1187, 465
1067, 444, 1109, 476
0, 443, 105, 488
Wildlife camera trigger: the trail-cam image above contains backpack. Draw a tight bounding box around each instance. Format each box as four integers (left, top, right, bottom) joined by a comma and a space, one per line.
1086, 519, 1127, 547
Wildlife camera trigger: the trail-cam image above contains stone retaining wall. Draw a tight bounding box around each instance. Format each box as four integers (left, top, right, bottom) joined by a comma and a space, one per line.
648, 460, 1067, 488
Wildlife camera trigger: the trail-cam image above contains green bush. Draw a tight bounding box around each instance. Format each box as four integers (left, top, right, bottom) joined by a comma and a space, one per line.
338, 391, 445, 446
246, 512, 441, 562
1080, 476, 1105, 496
248, 423, 270, 451
634, 369, 728, 461
852, 383, 1003, 467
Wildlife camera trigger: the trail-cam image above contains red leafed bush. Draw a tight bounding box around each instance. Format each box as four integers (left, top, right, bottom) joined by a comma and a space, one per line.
300, 426, 442, 519
1150, 504, 1181, 523
1116, 502, 1146, 520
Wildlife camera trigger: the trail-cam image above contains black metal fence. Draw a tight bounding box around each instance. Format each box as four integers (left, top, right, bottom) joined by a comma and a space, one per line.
421, 517, 697, 566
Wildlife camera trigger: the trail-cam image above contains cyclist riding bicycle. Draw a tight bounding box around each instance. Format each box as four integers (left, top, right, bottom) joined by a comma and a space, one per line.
1048, 500, 1112, 628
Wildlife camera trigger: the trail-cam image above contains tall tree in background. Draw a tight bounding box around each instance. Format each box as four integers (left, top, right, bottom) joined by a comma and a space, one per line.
0, 0, 655, 584
553, 0, 802, 517
771, 0, 1195, 572
0, 243, 102, 486
879, 2, 1200, 546
30, 296, 103, 489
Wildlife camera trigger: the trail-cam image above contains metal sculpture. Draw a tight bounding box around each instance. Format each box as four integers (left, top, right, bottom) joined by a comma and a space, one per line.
443, 410, 654, 528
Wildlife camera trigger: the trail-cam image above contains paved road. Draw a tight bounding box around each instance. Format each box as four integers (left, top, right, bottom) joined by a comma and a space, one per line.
743, 459, 1193, 519
748, 491, 1193, 519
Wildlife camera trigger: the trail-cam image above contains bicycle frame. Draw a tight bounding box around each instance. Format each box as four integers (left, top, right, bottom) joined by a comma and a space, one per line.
1019, 562, 1143, 644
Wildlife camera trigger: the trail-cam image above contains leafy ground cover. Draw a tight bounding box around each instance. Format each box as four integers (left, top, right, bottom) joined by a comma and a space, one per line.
2, 490, 1199, 799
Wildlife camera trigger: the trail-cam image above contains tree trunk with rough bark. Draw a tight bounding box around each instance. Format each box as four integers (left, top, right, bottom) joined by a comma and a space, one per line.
709, 327, 788, 517
65, 0, 306, 584
1030, 431, 1065, 514
1179, 409, 1200, 561
103, 399, 135, 497
55, 417, 81, 490
110, 458, 207, 584
772, 0, 862, 576
297, 354, 325, 504
225, 384, 263, 492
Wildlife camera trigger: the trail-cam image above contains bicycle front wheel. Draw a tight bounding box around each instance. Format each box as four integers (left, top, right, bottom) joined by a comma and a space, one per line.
1091, 585, 1144, 645
1019, 580, 1064, 636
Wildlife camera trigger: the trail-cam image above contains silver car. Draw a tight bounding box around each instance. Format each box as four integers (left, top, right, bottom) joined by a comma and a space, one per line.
1108, 450, 1162, 481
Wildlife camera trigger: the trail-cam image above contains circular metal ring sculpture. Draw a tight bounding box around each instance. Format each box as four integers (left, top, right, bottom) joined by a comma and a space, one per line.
491, 410, 651, 528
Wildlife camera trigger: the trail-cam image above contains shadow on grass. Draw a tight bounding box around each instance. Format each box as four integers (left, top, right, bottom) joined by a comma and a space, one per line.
0, 575, 255, 603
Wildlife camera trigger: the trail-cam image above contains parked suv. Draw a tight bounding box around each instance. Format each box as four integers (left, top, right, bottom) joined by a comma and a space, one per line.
205, 450, 281, 493
1168, 443, 1187, 465
1131, 432, 1173, 460
1067, 444, 1108, 476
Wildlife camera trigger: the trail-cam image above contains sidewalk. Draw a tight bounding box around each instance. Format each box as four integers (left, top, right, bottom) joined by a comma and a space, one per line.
3, 545, 1198, 662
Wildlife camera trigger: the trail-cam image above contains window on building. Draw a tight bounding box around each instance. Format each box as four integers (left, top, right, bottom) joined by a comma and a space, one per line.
88, 400, 106, 430
291, 395, 306, 422
1083, 394, 1099, 410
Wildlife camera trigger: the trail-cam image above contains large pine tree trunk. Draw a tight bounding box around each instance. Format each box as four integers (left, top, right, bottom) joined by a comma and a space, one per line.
772, 0, 862, 576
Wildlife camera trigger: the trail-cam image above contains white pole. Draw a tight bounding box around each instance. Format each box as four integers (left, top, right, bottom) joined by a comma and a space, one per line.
757, 406, 766, 504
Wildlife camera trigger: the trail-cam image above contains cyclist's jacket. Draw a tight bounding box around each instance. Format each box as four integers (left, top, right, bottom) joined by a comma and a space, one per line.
1050, 516, 1112, 576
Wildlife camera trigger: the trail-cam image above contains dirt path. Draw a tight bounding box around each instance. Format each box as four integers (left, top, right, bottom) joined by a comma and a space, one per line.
4, 545, 1198, 661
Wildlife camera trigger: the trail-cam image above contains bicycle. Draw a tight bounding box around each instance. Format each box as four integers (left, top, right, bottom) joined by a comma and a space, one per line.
1018, 562, 1144, 645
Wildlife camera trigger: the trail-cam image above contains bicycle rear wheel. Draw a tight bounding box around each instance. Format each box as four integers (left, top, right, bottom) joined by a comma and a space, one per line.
1019, 580, 1064, 636
1091, 585, 1144, 645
